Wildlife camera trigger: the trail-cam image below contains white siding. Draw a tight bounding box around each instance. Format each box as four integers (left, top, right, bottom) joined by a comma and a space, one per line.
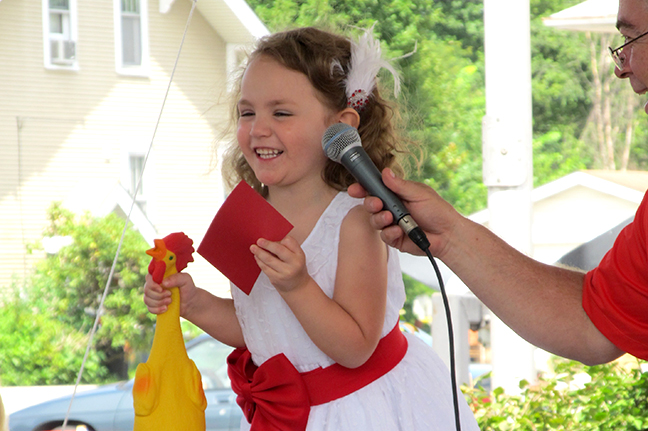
0, 0, 242, 299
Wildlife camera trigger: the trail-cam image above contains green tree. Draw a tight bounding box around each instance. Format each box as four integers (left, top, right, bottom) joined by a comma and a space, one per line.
25, 202, 153, 380
530, 2, 591, 137
405, 38, 486, 214
533, 130, 588, 186
427, 0, 484, 62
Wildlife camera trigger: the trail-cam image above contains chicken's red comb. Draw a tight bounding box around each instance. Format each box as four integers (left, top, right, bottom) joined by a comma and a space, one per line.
161, 232, 195, 272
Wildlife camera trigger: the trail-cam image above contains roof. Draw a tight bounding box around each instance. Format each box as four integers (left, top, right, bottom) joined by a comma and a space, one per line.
542, 0, 618, 34
469, 170, 647, 224
161, 0, 269, 43
63, 180, 158, 245
584, 169, 648, 192
550, 170, 648, 270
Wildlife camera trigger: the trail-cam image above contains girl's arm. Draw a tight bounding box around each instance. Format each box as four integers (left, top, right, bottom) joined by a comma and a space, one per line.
252, 206, 388, 368
144, 272, 245, 348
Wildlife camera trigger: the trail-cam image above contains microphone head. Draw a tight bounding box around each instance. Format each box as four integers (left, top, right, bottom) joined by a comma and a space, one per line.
322, 123, 361, 163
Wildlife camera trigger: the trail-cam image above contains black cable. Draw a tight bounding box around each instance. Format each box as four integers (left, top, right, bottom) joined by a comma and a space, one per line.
425, 248, 462, 431
407, 227, 461, 431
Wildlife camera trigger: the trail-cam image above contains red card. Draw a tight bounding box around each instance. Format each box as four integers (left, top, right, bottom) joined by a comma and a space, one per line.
197, 181, 293, 295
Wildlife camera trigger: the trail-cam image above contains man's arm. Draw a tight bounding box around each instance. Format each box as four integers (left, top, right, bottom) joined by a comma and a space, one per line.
444, 216, 623, 365
348, 169, 624, 365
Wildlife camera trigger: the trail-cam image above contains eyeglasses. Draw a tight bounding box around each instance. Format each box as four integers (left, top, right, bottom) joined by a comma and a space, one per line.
609, 30, 648, 69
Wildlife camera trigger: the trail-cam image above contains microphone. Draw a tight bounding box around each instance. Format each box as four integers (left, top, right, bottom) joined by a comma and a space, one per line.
322, 123, 430, 251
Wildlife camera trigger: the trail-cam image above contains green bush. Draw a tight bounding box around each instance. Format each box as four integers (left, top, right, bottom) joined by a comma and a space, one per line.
465, 358, 648, 430
27, 203, 154, 355
0, 288, 106, 385
0, 202, 154, 385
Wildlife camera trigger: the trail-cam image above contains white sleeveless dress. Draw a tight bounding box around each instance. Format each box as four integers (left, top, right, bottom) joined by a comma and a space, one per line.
231, 192, 479, 431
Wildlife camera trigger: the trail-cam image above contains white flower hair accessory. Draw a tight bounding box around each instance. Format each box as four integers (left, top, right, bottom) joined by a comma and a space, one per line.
344, 25, 403, 112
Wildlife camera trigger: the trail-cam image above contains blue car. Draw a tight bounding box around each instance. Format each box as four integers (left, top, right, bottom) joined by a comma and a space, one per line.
9, 335, 243, 431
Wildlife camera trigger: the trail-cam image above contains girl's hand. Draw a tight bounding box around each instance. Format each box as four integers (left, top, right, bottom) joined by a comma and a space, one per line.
250, 236, 311, 293
143, 272, 198, 318
143, 273, 170, 314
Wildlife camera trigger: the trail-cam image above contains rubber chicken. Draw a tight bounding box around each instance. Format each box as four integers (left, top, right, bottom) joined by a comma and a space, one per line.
133, 232, 207, 431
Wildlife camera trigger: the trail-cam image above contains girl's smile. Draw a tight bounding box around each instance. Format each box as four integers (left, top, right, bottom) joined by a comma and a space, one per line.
255, 148, 283, 159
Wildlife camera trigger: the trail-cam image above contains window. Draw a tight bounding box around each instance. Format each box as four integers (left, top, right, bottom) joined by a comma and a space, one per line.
43, 0, 78, 68
129, 154, 147, 213
114, 0, 149, 75
121, 0, 141, 66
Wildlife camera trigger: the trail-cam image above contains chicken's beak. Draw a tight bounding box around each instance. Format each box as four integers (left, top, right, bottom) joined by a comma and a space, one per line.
146, 239, 168, 260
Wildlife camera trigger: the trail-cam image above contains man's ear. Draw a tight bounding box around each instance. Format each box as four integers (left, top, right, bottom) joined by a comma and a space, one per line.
337, 108, 360, 129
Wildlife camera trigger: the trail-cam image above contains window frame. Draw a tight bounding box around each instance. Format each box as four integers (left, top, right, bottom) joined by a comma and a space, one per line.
113, 0, 150, 77
42, 0, 79, 70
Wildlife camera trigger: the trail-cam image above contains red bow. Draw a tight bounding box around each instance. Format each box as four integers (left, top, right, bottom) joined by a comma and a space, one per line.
227, 348, 310, 431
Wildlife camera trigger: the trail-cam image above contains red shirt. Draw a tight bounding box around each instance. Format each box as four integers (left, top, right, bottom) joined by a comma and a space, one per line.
583, 191, 648, 360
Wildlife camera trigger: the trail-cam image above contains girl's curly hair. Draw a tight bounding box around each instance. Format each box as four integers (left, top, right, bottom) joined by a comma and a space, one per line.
222, 27, 415, 195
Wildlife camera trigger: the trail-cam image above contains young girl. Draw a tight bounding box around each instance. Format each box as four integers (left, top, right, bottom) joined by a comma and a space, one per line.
144, 26, 479, 431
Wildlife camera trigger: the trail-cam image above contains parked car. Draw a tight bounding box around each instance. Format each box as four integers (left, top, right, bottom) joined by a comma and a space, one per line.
9, 335, 243, 431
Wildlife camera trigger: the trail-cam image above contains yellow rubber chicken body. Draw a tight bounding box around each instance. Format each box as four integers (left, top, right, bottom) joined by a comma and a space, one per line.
133, 233, 207, 431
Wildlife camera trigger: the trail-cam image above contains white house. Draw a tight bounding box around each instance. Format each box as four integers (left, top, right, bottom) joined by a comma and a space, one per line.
542, 0, 618, 33
473, 169, 648, 265
0, 0, 269, 299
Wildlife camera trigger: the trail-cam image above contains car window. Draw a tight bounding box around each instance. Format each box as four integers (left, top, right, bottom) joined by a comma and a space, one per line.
187, 338, 234, 390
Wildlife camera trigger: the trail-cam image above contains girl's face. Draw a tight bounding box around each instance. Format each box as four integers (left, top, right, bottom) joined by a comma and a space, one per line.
236, 56, 335, 191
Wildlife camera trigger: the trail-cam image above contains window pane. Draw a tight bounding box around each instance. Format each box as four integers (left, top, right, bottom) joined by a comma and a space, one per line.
50, 11, 70, 37
50, 13, 63, 34
122, 16, 142, 66
50, 39, 61, 58
130, 155, 145, 196
49, 0, 69, 9
63, 40, 76, 59
121, 0, 139, 13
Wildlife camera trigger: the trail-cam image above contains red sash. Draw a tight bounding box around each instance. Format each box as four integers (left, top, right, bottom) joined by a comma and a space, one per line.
227, 323, 408, 431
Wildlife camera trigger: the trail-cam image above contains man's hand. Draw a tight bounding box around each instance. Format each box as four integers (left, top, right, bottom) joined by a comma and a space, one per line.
348, 168, 460, 257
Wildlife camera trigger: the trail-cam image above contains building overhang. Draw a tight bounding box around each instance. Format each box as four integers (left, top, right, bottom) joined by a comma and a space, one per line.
160, 0, 269, 43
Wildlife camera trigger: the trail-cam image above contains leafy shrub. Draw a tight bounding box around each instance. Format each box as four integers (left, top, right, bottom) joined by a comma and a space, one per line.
0, 288, 106, 385
465, 358, 648, 430
27, 203, 154, 355
1, 202, 154, 384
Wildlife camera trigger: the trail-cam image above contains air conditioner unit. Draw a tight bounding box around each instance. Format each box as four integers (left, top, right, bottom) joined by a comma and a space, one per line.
50, 39, 76, 65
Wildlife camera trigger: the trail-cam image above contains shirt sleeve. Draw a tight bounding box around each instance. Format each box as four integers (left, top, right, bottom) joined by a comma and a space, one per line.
582, 192, 648, 360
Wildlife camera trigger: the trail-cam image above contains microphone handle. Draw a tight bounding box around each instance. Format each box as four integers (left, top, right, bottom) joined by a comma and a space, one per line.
340, 148, 430, 251
340, 147, 410, 222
